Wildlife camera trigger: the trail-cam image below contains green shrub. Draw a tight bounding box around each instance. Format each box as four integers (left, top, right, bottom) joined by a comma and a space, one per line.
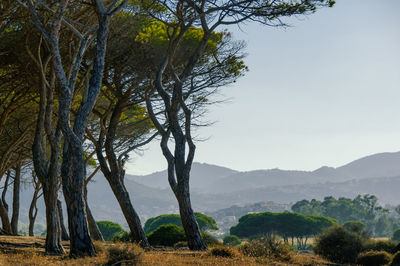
209, 246, 240, 258
313, 225, 364, 264
393, 229, 400, 242
97, 221, 126, 241
106, 243, 143, 266
390, 251, 400, 266
363, 239, 398, 254
113, 231, 133, 243
223, 235, 241, 246
144, 213, 218, 234
343, 221, 366, 234
356, 250, 392, 266
147, 224, 186, 247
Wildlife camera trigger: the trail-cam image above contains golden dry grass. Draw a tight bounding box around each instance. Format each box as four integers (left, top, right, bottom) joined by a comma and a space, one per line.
0, 235, 332, 265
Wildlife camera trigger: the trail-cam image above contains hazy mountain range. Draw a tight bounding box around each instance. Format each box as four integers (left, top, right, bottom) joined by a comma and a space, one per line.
12, 151, 400, 230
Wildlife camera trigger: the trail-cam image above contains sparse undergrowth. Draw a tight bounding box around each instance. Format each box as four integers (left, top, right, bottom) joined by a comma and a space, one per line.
0, 235, 333, 265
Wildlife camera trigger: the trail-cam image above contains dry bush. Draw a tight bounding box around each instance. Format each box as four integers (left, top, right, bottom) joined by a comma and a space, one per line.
356, 250, 392, 266
209, 246, 241, 258
390, 251, 400, 266
239, 235, 292, 261
106, 243, 143, 265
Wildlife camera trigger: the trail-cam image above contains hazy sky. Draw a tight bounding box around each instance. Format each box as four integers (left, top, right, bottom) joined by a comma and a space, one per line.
126, 0, 400, 175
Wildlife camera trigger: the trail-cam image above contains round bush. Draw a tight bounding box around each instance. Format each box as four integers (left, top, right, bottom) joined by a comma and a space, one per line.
390, 251, 400, 266
96, 221, 126, 241
393, 229, 400, 242
223, 235, 241, 246
147, 224, 186, 247
113, 231, 133, 242
313, 225, 364, 264
356, 250, 392, 266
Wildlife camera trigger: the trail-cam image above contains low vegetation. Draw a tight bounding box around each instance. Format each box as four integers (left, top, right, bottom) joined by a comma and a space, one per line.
356, 250, 392, 266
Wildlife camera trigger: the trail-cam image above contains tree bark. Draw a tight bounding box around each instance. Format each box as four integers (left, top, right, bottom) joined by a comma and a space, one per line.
86, 201, 104, 241
42, 187, 64, 254
0, 171, 11, 234
103, 172, 148, 246
28, 184, 40, 236
61, 143, 95, 257
57, 199, 70, 241
11, 164, 21, 235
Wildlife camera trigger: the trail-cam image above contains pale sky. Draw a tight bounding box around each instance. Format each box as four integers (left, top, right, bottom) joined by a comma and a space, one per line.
126, 0, 400, 175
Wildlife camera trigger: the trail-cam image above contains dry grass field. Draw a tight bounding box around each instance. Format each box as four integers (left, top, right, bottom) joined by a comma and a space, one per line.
0, 236, 332, 265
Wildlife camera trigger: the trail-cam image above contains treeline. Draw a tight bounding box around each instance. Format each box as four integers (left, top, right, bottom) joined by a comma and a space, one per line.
292, 194, 400, 237
0, 0, 334, 258
230, 212, 336, 249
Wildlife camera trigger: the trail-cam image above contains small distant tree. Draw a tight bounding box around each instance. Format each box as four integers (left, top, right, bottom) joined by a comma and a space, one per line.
343, 221, 367, 234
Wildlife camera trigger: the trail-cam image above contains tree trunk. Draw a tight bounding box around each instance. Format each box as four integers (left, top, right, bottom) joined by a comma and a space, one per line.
176, 183, 206, 250
86, 201, 104, 241
0, 171, 11, 234
104, 174, 148, 247
57, 199, 69, 241
11, 164, 21, 235
43, 187, 64, 254
28, 187, 39, 236
61, 143, 95, 258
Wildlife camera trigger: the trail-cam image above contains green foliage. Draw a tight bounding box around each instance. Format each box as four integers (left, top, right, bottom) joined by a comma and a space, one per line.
344, 220, 366, 234
230, 211, 336, 246
147, 224, 186, 247
96, 221, 126, 241
356, 250, 392, 266
113, 231, 133, 243
144, 213, 218, 234
292, 194, 391, 236
201, 232, 219, 247
223, 235, 241, 246
313, 225, 364, 264
393, 228, 400, 242
209, 246, 239, 258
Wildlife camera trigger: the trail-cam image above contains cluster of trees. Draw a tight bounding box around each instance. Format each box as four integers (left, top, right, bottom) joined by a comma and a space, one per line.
230, 212, 336, 248
292, 194, 400, 237
0, 0, 334, 258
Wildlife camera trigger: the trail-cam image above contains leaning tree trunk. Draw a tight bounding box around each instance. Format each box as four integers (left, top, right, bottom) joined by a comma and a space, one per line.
85, 201, 104, 242
61, 141, 95, 257
28, 187, 39, 236
104, 174, 148, 247
84, 183, 104, 242
11, 164, 21, 235
176, 175, 206, 250
57, 199, 70, 241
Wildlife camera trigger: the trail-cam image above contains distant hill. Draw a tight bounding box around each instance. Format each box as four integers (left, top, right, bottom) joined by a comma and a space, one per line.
131, 151, 400, 195
129, 162, 238, 190
337, 151, 400, 179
